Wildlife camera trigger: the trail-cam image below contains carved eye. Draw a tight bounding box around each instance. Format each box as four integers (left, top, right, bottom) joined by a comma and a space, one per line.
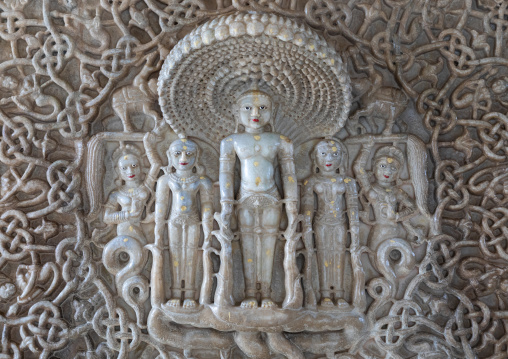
332, 152, 339, 157
132, 164, 137, 167
186, 152, 193, 156
175, 151, 181, 156
321, 152, 326, 156
260, 106, 267, 110
122, 167, 126, 170
244, 106, 251, 110
380, 164, 386, 168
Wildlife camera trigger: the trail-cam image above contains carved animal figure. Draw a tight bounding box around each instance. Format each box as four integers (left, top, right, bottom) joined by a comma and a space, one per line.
349, 86, 409, 135
111, 52, 161, 132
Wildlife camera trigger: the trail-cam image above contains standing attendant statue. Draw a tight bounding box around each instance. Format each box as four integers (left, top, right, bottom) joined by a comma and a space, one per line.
154, 139, 214, 309
301, 140, 359, 307
219, 90, 298, 309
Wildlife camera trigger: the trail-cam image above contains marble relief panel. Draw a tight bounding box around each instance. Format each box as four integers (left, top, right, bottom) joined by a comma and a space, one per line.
0, 1, 506, 359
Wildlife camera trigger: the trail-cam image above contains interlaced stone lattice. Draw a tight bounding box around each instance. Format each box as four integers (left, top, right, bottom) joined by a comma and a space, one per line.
0, 0, 507, 358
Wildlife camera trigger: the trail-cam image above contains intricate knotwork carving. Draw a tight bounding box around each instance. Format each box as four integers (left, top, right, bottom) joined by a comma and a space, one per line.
0, 0, 506, 358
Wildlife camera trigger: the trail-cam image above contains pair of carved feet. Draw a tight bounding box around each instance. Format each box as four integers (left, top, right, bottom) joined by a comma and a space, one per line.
167, 298, 198, 309
320, 297, 349, 308
240, 297, 277, 309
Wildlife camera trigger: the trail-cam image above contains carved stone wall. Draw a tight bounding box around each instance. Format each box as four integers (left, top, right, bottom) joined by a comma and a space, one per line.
0, 0, 506, 358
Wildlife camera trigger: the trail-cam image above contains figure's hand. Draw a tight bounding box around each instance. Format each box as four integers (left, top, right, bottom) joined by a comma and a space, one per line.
220, 203, 233, 237
144, 132, 157, 145
363, 135, 375, 150
284, 201, 298, 240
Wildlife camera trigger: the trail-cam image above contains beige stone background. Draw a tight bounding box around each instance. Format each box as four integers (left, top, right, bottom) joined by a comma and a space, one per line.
0, 0, 507, 358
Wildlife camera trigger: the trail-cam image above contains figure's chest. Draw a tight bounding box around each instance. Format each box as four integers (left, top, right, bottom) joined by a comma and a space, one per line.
370, 188, 397, 206
169, 180, 200, 195
234, 135, 279, 159
117, 194, 133, 207
314, 180, 345, 199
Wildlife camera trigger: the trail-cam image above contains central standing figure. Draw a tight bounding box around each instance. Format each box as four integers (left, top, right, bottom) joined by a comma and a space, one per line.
220, 90, 298, 309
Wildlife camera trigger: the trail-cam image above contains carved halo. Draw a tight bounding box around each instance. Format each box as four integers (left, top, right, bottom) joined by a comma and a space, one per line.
158, 12, 351, 149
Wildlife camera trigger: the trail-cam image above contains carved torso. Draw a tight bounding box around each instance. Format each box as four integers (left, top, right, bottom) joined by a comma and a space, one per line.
224, 132, 285, 192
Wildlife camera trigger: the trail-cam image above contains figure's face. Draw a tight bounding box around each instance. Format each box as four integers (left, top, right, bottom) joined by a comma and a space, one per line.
237, 94, 272, 130
314, 142, 342, 173
169, 140, 197, 172
374, 157, 400, 184
117, 154, 141, 182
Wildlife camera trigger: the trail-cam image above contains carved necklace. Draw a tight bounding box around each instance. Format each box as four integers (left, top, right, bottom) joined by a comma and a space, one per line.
168, 173, 199, 189
119, 185, 146, 199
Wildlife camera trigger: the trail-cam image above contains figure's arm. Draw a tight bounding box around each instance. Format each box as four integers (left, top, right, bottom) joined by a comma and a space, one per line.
129, 189, 149, 218
219, 138, 235, 230
103, 192, 129, 224
344, 178, 360, 246
154, 177, 170, 247
279, 138, 298, 232
397, 188, 426, 242
396, 188, 417, 222
353, 141, 374, 191
300, 178, 315, 232
199, 178, 214, 241
143, 132, 162, 188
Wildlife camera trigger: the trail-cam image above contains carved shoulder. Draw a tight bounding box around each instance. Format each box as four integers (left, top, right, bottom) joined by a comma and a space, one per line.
278, 134, 294, 159
220, 135, 236, 157
199, 175, 213, 191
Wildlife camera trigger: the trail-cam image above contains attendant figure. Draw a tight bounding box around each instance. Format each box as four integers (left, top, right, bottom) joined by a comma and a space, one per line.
104, 140, 158, 243
353, 142, 421, 251
154, 139, 213, 309
103, 136, 159, 326
301, 139, 359, 307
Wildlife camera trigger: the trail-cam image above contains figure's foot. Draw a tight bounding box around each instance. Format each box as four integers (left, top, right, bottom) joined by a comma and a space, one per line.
183, 299, 197, 309
240, 298, 258, 309
167, 298, 181, 307
320, 297, 334, 307
336, 298, 349, 308
261, 299, 277, 309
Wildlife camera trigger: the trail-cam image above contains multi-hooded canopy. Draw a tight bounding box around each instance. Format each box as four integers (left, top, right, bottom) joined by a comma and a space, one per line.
158, 12, 351, 149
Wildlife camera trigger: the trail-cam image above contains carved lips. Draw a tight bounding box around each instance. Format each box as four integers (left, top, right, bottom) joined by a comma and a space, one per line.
384, 175, 389, 178
128, 175, 135, 178
252, 119, 259, 122
180, 162, 188, 165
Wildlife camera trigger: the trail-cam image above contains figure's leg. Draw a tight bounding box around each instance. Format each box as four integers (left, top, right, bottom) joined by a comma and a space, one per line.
260, 205, 281, 308
168, 222, 183, 306
331, 225, 348, 307
183, 223, 200, 308
238, 206, 258, 308
314, 223, 333, 306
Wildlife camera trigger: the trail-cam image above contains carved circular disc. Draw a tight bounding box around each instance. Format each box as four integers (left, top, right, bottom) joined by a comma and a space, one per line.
158, 12, 351, 148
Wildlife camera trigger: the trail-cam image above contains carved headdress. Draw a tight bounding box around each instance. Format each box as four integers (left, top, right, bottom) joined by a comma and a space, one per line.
158, 12, 352, 150
373, 146, 405, 168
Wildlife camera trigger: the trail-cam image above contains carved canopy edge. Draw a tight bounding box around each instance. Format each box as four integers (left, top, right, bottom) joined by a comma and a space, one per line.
158, 12, 352, 148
